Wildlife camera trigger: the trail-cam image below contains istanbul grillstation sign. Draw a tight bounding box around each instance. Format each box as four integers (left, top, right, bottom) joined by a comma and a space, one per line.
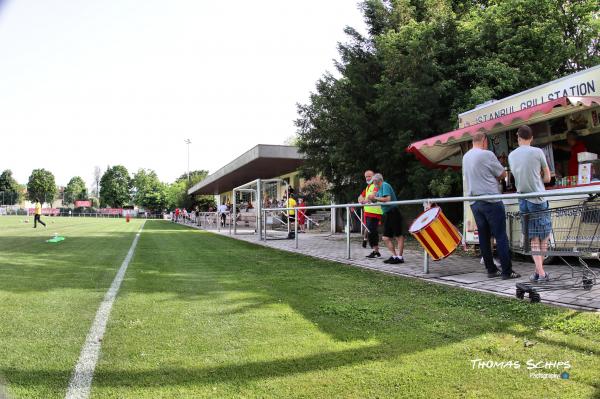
459, 65, 600, 128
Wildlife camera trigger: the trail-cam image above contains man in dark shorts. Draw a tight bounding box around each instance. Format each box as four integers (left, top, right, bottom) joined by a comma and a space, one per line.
367, 173, 405, 264
509, 125, 552, 282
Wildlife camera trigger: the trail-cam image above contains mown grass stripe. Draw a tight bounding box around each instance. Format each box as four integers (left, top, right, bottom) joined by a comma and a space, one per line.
64, 221, 145, 399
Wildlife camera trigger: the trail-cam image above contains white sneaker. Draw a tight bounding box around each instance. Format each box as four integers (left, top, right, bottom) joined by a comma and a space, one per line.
480, 257, 501, 267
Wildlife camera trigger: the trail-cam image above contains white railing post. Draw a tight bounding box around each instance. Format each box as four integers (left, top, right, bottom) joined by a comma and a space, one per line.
233, 192, 237, 235
263, 209, 267, 241
256, 179, 262, 238
346, 206, 351, 259
294, 207, 298, 249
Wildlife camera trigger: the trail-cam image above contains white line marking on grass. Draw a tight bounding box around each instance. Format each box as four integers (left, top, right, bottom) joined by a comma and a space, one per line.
65, 221, 145, 399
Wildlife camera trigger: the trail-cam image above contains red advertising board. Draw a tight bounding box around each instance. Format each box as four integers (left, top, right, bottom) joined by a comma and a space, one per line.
28, 208, 60, 216
98, 208, 123, 215
74, 200, 92, 207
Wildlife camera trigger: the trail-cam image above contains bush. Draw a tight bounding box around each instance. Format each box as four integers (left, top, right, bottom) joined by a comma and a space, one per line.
300, 176, 332, 206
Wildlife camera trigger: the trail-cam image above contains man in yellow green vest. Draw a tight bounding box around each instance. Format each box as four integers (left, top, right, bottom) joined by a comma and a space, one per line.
358, 170, 383, 258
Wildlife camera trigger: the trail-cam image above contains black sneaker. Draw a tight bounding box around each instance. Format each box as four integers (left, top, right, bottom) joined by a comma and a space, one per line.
388, 257, 402, 265
366, 251, 381, 259
501, 271, 522, 280
487, 270, 502, 278
396, 257, 405, 264
383, 256, 395, 264
362, 240, 368, 248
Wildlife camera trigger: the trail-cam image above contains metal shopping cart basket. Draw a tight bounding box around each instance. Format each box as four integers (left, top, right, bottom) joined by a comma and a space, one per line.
507, 195, 600, 303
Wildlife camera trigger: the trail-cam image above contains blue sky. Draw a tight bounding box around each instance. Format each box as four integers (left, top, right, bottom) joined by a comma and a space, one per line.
0, 0, 365, 186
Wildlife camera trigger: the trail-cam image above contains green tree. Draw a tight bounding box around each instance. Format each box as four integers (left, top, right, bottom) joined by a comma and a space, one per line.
168, 170, 215, 211
99, 165, 131, 208
175, 170, 209, 185
166, 180, 186, 210
296, 0, 599, 207
132, 169, 169, 211
27, 169, 57, 205
64, 176, 88, 205
0, 169, 20, 205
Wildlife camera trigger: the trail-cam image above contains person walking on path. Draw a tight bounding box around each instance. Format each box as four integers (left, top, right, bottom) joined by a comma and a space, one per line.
358, 170, 383, 259
463, 132, 520, 280
509, 125, 552, 282
367, 173, 405, 264
217, 203, 228, 227
33, 199, 46, 228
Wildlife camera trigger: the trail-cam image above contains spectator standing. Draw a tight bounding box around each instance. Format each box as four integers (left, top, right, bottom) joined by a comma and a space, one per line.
367, 174, 405, 264
509, 125, 552, 282
358, 169, 383, 259
285, 195, 297, 225
463, 132, 520, 279
217, 203, 228, 227
297, 197, 307, 233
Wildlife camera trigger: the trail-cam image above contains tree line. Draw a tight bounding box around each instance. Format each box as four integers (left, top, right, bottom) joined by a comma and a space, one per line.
0, 167, 215, 211
295, 0, 599, 206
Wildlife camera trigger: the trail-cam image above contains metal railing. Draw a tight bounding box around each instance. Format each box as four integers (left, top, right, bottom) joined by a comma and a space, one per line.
0, 210, 166, 218
261, 186, 600, 274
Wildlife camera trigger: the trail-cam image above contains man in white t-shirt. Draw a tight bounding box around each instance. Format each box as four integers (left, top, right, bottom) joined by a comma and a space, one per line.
217, 203, 228, 227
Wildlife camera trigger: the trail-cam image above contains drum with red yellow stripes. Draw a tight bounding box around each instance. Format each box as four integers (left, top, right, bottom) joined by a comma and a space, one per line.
409, 207, 462, 261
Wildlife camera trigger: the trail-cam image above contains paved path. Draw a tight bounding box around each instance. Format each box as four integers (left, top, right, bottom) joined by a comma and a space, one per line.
187, 223, 600, 312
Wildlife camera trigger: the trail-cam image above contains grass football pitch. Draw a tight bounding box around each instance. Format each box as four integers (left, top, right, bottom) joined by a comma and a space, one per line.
0, 216, 599, 398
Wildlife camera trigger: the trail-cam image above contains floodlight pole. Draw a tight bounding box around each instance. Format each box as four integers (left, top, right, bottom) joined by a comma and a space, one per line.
184, 139, 191, 183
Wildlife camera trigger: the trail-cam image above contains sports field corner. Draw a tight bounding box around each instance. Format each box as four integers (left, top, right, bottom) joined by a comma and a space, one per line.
0, 216, 599, 399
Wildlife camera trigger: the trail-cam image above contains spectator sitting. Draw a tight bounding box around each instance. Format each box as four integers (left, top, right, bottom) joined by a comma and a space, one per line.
263, 195, 272, 209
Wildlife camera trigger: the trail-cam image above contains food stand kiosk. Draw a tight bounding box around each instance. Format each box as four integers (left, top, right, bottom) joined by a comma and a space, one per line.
407, 64, 600, 252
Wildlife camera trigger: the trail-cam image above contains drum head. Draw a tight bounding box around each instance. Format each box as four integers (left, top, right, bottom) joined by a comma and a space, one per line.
409, 207, 441, 233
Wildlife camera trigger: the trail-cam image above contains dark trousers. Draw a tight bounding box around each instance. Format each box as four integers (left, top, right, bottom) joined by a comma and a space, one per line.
34, 214, 46, 228
220, 213, 226, 226
470, 201, 512, 275
365, 216, 380, 248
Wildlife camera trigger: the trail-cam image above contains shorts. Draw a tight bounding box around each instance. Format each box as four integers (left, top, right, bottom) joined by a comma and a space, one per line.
519, 200, 552, 240
382, 207, 405, 238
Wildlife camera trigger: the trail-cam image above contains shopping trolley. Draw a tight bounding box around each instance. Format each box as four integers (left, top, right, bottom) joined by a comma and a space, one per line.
507, 195, 600, 303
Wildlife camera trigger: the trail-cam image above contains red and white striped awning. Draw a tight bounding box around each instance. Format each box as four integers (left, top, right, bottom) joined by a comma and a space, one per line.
407, 96, 600, 168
